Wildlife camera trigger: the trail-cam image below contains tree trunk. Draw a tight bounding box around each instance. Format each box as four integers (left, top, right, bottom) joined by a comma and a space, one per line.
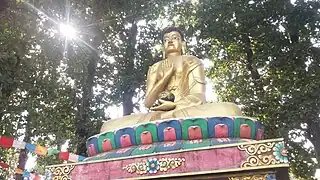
123, 91, 134, 116
75, 50, 98, 155
15, 116, 31, 180
306, 117, 320, 168
75, 25, 101, 155
122, 21, 137, 116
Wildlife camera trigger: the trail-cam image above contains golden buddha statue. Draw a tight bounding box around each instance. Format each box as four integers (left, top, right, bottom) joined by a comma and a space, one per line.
101, 27, 242, 132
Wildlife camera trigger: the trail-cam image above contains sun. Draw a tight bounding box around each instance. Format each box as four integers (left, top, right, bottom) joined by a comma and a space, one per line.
59, 23, 76, 39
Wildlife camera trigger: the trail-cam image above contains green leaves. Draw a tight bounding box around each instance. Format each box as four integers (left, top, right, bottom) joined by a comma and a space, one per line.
1, 0, 319, 179
187, 0, 320, 178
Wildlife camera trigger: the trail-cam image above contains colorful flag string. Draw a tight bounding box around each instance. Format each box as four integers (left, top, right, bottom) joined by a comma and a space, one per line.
0, 135, 86, 163
0, 162, 36, 178
0, 135, 87, 178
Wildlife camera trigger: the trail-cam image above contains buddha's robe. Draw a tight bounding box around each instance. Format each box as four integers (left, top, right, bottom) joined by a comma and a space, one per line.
100, 55, 242, 132
143, 55, 206, 117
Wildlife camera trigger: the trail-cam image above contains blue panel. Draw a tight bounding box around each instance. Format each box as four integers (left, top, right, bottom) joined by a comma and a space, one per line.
115, 127, 136, 148
208, 117, 234, 138
157, 120, 182, 141
255, 120, 264, 139
255, 120, 263, 131
86, 136, 99, 156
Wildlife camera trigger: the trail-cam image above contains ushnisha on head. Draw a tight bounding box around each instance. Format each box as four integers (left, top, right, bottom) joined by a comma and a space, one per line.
161, 27, 187, 58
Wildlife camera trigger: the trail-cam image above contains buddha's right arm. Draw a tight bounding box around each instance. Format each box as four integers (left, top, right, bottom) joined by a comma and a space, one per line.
144, 64, 174, 108
144, 64, 161, 108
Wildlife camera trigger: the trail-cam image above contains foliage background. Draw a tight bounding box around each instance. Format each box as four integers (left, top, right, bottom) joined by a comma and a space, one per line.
0, 0, 319, 179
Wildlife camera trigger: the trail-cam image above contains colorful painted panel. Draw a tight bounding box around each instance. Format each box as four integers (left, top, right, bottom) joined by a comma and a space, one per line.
86, 136, 99, 156
255, 121, 264, 140
181, 118, 208, 140
131, 144, 156, 156
69, 147, 246, 179
155, 141, 183, 152
87, 116, 264, 157
97, 132, 116, 153
234, 117, 256, 139
107, 147, 135, 159
208, 117, 234, 138
48, 139, 289, 180
115, 127, 137, 148
182, 139, 211, 149
135, 123, 158, 145
157, 120, 182, 141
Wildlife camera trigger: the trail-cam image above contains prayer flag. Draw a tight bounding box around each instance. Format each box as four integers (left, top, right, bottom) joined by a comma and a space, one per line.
47, 148, 60, 156
78, 155, 86, 162
15, 168, 23, 174
0, 136, 14, 148
23, 171, 30, 177
35, 145, 48, 156
59, 152, 70, 161
0, 162, 9, 168
25, 143, 36, 152
12, 140, 26, 149
68, 153, 78, 162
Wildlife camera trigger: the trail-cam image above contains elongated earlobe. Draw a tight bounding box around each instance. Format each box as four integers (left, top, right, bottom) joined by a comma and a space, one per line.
162, 46, 166, 59
182, 42, 187, 55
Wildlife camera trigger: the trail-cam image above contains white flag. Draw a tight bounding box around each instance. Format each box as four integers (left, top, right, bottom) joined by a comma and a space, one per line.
68, 153, 79, 162
12, 140, 26, 149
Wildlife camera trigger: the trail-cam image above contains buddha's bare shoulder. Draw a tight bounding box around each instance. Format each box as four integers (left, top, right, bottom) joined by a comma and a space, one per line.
149, 60, 163, 72
182, 55, 203, 66
152, 60, 164, 67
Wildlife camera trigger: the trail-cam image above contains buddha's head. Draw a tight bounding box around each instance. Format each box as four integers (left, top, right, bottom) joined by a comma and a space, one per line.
161, 27, 186, 58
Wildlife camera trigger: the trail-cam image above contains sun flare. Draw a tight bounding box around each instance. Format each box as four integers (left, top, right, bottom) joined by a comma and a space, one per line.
59, 23, 76, 39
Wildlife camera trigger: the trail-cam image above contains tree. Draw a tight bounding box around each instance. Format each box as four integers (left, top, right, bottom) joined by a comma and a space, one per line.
1, 1, 84, 178
194, 0, 320, 178
3, 0, 180, 160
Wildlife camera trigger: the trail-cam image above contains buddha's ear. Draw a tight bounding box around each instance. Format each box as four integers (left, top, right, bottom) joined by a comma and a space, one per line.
162, 46, 166, 59
162, 45, 166, 59
182, 41, 187, 55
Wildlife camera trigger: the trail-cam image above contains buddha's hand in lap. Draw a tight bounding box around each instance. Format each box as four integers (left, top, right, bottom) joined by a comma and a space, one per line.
150, 99, 176, 111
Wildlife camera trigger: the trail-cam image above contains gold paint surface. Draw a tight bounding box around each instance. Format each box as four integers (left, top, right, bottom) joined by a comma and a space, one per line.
101, 29, 242, 132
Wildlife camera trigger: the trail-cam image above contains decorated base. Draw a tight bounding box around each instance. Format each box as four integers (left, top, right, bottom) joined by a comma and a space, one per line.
86, 116, 264, 158
83, 138, 255, 162
46, 138, 289, 179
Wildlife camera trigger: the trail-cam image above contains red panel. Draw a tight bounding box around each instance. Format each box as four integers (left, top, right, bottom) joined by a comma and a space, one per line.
214, 124, 228, 138
102, 139, 112, 151
163, 127, 177, 141
120, 134, 132, 148
188, 126, 202, 140
240, 124, 251, 139
141, 131, 153, 145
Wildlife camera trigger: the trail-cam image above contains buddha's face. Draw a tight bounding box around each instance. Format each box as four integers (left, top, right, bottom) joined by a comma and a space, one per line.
163, 31, 183, 56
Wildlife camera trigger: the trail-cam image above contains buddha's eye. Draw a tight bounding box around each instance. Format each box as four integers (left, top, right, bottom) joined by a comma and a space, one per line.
172, 36, 180, 40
